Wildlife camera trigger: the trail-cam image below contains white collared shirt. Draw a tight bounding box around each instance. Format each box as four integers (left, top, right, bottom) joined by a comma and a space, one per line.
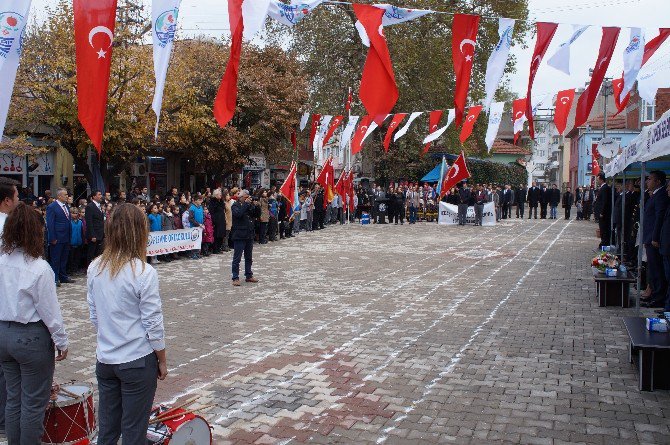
0, 211, 7, 243
87, 258, 165, 364
0, 249, 68, 350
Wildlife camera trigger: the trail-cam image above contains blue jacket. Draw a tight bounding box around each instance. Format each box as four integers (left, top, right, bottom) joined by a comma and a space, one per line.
643, 187, 669, 245
189, 204, 204, 225
148, 213, 162, 232
70, 220, 84, 246
46, 201, 72, 244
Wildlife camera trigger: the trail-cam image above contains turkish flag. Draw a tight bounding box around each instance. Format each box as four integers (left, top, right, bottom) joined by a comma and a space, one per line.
353, 4, 398, 125
459, 105, 483, 143
441, 151, 472, 194
213, 0, 244, 128
74, 0, 118, 154
345, 89, 353, 112
309, 114, 321, 148
290, 130, 297, 151
554, 88, 575, 135
525, 22, 558, 140
322, 115, 344, 146
423, 110, 443, 155
280, 163, 297, 209
512, 98, 527, 144
574, 27, 620, 128
383, 113, 407, 152
592, 158, 600, 176
614, 28, 670, 115
335, 169, 346, 199
351, 115, 374, 155
347, 170, 355, 210
452, 14, 479, 127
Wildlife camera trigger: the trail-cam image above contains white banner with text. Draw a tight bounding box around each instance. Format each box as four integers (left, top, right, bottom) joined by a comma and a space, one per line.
147, 227, 203, 256
438, 202, 496, 226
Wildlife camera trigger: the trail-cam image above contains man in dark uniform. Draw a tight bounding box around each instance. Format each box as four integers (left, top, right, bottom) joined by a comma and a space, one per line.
527, 181, 541, 219
230, 190, 261, 286
562, 187, 573, 220
515, 184, 527, 218
313, 185, 325, 230
539, 184, 549, 219
593, 173, 612, 247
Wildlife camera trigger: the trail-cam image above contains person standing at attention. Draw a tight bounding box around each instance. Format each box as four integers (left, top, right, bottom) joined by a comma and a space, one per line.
0, 203, 69, 443
46, 188, 75, 287
231, 190, 261, 286
87, 204, 167, 444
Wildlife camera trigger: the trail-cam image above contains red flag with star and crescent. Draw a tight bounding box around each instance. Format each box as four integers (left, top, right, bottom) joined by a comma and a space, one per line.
74, 0, 118, 155
440, 151, 471, 197
423, 110, 443, 155
574, 27, 620, 128
354, 4, 398, 125
213, 0, 244, 128
452, 14, 479, 128
614, 28, 670, 115
279, 162, 297, 210
308, 114, 321, 148
322, 115, 344, 146
525, 22, 558, 140
459, 105, 483, 143
383, 113, 407, 152
554, 89, 575, 135
512, 98, 527, 145
351, 115, 374, 155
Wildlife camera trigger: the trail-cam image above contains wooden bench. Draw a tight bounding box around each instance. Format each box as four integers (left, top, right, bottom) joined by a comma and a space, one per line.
623, 317, 670, 391
593, 269, 636, 307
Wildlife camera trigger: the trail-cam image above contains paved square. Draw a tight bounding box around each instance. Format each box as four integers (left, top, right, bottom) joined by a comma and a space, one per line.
41, 219, 670, 444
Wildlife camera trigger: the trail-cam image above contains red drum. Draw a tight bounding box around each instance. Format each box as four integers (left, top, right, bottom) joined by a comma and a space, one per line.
147, 406, 212, 445
42, 383, 96, 444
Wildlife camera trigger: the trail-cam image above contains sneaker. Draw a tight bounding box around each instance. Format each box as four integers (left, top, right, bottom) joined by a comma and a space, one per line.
232, 279, 241, 286
245, 276, 259, 283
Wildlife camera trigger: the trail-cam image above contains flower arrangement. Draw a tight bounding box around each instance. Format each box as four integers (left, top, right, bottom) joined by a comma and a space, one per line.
592, 252, 619, 273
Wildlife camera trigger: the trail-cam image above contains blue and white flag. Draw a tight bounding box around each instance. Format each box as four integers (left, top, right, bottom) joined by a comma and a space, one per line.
485, 101, 504, 152
152, 0, 181, 139
313, 115, 332, 151
620, 28, 645, 100
356, 4, 431, 47
547, 25, 589, 75
267, 0, 324, 26
393, 111, 422, 142
339, 115, 359, 152
483, 18, 514, 111
422, 109, 455, 144
435, 156, 447, 195
299, 111, 310, 131
0, 0, 31, 140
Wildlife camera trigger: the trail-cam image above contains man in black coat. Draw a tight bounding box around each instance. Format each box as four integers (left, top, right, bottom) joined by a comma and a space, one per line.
457, 183, 471, 226
526, 181, 541, 219
230, 190, 261, 286
313, 186, 325, 229
659, 181, 670, 311
209, 190, 227, 253
85, 190, 105, 264
562, 187, 573, 220
501, 185, 512, 219
642, 171, 669, 307
548, 184, 561, 219
593, 173, 612, 247
539, 184, 549, 219
515, 184, 527, 218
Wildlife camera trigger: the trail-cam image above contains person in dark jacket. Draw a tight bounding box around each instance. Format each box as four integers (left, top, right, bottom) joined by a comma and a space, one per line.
515, 184, 527, 218
539, 184, 549, 219
209, 189, 227, 254
313, 186, 325, 230
457, 183, 471, 226
526, 181, 541, 219
659, 181, 670, 311
593, 173, 613, 247
641, 171, 669, 307
85, 190, 105, 264
548, 184, 561, 219
230, 190, 261, 286
562, 187, 573, 220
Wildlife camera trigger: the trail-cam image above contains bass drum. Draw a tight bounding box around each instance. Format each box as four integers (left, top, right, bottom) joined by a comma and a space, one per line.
147, 407, 212, 445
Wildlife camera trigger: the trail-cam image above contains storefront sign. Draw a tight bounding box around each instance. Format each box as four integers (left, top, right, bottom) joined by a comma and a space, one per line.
147, 227, 203, 256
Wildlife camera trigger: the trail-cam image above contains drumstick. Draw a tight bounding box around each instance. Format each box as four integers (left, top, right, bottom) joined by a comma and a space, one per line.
151, 395, 201, 422
58, 388, 80, 399
148, 404, 216, 425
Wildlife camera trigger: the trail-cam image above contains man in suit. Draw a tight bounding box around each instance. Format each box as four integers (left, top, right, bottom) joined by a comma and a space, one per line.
582, 186, 594, 220
46, 188, 74, 287
85, 190, 105, 264
539, 184, 549, 219
515, 184, 527, 218
642, 171, 669, 308
659, 181, 670, 312
562, 187, 573, 220
501, 185, 512, 219
548, 184, 561, 219
457, 182, 471, 226
527, 181, 541, 219
593, 173, 612, 247
406, 185, 420, 224
230, 190, 261, 286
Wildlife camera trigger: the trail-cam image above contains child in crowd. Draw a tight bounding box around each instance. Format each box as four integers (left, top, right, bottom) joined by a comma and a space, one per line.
202, 206, 214, 257
68, 207, 84, 275
188, 195, 204, 259
173, 205, 183, 229
147, 204, 162, 264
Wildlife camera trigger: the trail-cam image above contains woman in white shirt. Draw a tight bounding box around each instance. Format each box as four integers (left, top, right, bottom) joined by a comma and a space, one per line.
87, 203, 168, 444
0, 203, 69, 444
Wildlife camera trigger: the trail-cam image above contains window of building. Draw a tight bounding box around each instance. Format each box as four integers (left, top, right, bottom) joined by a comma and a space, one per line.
538, 137, 546, 144
552, 136, 560, 145
641, 99, 655, 122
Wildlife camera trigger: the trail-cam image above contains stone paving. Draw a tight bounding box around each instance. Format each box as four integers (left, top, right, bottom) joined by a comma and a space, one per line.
16, 218, 670, 443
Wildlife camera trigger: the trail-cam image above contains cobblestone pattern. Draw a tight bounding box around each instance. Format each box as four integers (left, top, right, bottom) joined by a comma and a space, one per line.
13, 218, 670, 444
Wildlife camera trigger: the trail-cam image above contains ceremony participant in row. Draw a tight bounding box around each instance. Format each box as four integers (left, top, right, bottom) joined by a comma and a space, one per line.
562, 186, 573, 220
209, 188, 227, 254
527, 182, 541, 219
457, 182, 471, 226
641, 171, 668, 308
539, 184, 549, 219
87, 204, 167, 444
549, 184, 561, 219
501, 185, 512, 219
474, 185, 488, 226
406, 185, 420, 224
0, 177, 21, 436
582, 186, 594, 220
231, 190, 261, 286
0, 203, 69, 443
515, 184, 527, 218
594, 173, 612, 247
660, 181, 670, 312
85, 190, 105, 264
47, 188, 76, 287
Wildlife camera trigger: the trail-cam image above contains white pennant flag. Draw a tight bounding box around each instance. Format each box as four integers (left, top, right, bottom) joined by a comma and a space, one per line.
484, 18, 515, 111
513, 110, 527, 136
393, 112, 422, 142
621, 27, 645, 99
339, 116, 359, 151
356, 4, 431, 47
547, 25, 589, 75
152, 0, 181, 139
637, 69, 667, 104
485, 101, 505, 152
313, 115, 332, 151
267, 0, 324, 26
299, 111, 310, 131
0, 1, 31, 140
362, 114, 389, 141
422, 109, 455, 144
242, 0, 272, 40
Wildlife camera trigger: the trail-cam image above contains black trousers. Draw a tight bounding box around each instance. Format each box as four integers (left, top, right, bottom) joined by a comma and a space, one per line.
87, 239, 104, 264
501, 204, 509, 219
599, 218, 611, 247
268, 217, 278, 241
646, 244, 667, 305
259, 222, 268, 243
96, 353, 158, 445
516, 203, 525, 218
232, 239, 254, 280
528, 205, 538, 219
68, 245, 84, 274
540, 203, 547, 218
564, 207, 571, 219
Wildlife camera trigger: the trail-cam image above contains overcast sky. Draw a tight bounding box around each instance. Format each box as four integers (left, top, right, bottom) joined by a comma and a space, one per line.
31, 0, 670, 99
